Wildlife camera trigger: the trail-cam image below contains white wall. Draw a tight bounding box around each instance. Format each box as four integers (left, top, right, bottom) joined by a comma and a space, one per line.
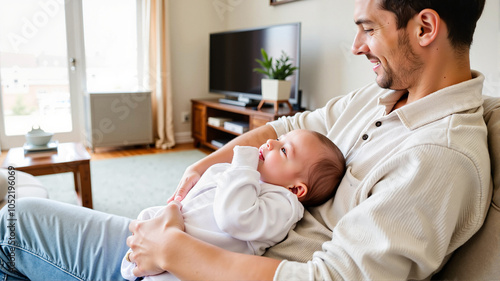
471, 0, 500, 97
167, 0, 224, 140
169, 0, 500, 141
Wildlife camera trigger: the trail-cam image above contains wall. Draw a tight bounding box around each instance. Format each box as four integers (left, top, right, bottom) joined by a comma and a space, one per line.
471, 0, 500, 97
169, 0, 500, 142
168, 0, 225, 142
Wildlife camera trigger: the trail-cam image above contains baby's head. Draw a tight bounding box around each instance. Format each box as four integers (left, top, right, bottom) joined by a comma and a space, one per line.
257, 129, 345, 207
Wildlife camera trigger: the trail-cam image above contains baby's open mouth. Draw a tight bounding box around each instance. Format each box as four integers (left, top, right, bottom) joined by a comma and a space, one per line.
259, 148, 265, 161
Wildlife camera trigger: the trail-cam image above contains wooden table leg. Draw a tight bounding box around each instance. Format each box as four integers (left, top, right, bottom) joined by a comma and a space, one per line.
257, 100, 266, 111
75, 161, 93, 209
73, 171, 79, 194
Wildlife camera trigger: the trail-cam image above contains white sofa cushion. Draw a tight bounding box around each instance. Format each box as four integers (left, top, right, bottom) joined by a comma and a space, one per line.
0, 169, 48, 209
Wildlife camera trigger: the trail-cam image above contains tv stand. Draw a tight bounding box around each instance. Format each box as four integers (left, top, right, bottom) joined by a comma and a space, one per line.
192, 99, 300, 150
218, 95, 259, 107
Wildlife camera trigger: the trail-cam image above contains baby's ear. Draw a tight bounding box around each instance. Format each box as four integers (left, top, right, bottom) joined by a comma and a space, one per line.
288, 183, 308, 199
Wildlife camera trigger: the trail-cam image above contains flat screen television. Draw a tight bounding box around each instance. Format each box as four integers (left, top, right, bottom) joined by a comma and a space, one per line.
209, 22, 301, 107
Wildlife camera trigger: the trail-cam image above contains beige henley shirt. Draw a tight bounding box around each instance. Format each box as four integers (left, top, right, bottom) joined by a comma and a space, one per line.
266, 71, 492, 280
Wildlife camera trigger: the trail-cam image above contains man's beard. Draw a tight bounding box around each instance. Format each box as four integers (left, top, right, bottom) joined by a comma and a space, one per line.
377, 31, 424, 90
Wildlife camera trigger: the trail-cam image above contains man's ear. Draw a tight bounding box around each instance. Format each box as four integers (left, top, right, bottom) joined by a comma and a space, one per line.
415, 8, 440, 47
288, 183, 308, 199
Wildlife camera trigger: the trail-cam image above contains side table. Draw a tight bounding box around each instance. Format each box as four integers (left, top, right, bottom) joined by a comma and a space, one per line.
1, 142, 93, 208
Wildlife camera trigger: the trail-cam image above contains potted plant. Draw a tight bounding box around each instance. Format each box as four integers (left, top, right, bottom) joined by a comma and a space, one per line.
254, 48, 298, 102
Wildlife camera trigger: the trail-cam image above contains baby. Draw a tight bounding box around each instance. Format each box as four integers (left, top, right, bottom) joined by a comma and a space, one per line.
121, 129, 345, 281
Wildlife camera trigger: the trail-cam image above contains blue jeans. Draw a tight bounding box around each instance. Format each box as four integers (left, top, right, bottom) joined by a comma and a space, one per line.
0, 198, 132, 281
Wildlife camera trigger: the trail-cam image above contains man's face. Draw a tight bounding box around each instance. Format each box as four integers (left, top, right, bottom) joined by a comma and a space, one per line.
352, 0, 423, 90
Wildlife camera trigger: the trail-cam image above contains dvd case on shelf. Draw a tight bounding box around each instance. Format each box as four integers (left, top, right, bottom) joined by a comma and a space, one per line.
223, 121, 249, 134
208, 117, 232, 127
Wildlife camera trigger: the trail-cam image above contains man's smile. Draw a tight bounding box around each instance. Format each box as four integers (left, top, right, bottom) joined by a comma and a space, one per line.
370, 59, 381, 70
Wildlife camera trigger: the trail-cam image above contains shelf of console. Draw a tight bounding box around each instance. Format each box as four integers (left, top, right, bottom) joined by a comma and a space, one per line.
191, 99, 299, 150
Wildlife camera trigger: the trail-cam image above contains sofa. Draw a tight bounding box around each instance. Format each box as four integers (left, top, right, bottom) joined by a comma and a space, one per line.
433, 96, 500, 279
0, 168, 48, 209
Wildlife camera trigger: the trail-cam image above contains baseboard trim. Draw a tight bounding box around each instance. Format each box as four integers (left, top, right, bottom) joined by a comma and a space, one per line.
175, 131, 193, 144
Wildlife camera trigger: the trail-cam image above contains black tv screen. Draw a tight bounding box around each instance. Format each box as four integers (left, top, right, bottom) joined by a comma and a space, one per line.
209, 22, 301, 106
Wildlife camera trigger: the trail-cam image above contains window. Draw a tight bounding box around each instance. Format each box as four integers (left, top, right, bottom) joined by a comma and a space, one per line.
0, 0, 146, 147
83, 0, 144, 92
0, 0, 73, 136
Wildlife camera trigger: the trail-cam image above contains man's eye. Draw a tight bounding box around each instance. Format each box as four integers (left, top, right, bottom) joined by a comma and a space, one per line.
364, 29, 373, 33
281, 147, 287, 155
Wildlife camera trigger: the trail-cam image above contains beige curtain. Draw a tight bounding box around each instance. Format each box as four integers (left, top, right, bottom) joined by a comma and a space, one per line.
145, 0, 175, 149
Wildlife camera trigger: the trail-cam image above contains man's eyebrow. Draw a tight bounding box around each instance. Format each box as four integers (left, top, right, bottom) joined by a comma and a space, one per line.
354, 18, 374, 25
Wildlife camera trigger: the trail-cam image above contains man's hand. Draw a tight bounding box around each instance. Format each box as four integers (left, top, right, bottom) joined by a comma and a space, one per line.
127, 201, 185, 277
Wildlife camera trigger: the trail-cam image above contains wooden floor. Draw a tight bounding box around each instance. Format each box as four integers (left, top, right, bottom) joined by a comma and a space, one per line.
88, 142, 212, 160
0, 142, 212, 163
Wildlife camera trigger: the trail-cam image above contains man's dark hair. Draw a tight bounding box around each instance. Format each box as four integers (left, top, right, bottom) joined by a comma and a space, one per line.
379, 0, 486, 50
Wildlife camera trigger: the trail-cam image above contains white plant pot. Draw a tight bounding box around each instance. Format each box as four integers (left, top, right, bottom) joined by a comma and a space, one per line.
261, 79, 292, 101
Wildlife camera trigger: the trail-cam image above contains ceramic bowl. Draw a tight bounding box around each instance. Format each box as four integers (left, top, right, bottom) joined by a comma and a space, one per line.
25, 127, 54, 146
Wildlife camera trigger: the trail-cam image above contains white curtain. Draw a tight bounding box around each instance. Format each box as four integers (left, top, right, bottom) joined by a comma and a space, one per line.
142, 0, 175, 149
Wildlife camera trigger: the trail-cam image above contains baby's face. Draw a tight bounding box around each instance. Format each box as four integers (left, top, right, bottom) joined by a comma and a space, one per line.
257, 130, 323, 188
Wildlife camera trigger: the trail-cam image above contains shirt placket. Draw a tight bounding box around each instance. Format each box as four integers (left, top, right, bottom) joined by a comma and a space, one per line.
346, 115, 384, 160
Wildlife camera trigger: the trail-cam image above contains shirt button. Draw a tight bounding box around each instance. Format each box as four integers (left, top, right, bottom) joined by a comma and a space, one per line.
375, 121, 382, 127
362, 134, 369, 140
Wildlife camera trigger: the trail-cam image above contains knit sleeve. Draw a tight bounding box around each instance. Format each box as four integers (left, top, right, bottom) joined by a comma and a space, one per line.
274, 144, 488, 280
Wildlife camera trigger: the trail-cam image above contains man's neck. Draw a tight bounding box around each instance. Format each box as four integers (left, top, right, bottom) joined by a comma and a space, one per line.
406, 50, 472, 106
391, 62, 471, 113
390, 92, 409, 112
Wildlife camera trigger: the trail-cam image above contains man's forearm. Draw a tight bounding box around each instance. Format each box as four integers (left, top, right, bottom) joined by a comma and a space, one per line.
164, 228, 281, 280
190, 124, 277, 175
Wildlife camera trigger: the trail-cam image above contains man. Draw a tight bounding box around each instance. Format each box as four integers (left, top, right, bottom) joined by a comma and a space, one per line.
128, 0, 490, 280
0, 0, 489, 280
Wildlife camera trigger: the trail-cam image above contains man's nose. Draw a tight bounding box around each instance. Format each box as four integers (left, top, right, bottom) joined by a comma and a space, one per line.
352, 32, 369, 55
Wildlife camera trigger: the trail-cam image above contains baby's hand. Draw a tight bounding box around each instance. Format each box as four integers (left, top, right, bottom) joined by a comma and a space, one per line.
167, 167, 201, 203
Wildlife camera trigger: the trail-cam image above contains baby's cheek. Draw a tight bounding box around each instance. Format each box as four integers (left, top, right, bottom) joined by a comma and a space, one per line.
258, 165, 268, 181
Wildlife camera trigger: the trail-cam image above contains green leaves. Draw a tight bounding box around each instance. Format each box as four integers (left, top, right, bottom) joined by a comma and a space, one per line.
253, 48, 298, 80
